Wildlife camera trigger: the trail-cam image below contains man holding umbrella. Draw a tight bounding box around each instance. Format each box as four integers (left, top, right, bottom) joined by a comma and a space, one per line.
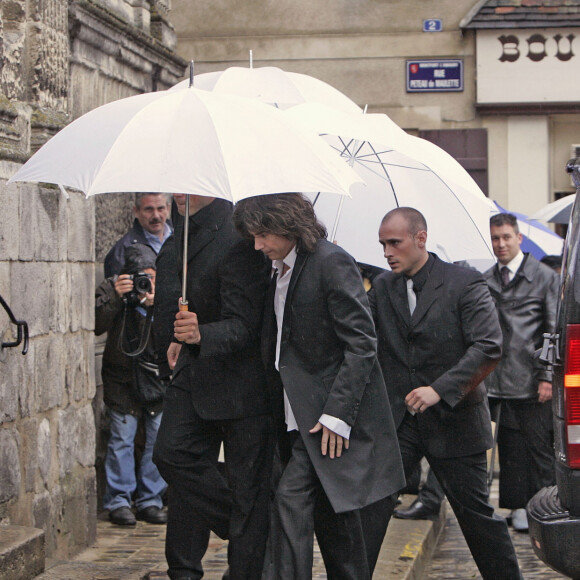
153, 194, 274, 580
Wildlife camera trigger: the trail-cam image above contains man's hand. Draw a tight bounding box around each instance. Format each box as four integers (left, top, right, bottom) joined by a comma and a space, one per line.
309, 422, 349, 459
114, 274, 133, 298
174, 310, 201, 344
405, 386, 441, 414
538, 380, 552, 403
167, 342, 182, 370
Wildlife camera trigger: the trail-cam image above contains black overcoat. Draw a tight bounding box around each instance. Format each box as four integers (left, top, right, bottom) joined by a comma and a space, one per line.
169, 199, 271, 420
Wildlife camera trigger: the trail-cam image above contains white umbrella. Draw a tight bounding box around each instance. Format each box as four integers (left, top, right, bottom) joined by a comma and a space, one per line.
529, 195, 575, 225
171, 65, 362, 113
285, 103, 496, 269
8, 87, 362, 200
8, 87, 363, 305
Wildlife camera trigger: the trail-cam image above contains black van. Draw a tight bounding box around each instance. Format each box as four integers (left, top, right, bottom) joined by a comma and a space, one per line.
527, 158, 580, 579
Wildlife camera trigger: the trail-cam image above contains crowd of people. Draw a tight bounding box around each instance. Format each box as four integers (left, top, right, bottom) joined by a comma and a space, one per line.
96, 191, 559, 580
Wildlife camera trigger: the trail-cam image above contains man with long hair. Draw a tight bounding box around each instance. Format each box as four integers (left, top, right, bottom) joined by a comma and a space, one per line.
233, 193, 404, 580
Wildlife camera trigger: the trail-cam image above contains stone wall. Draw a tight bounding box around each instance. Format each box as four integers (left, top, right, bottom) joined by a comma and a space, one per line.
0, 0, 185, 563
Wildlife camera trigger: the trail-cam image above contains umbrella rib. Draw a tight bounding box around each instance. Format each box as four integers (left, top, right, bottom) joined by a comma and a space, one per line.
368, 140, 495, 260
366, 141, 400, 207
328, 136, 494, 259
426, 166, 495, 259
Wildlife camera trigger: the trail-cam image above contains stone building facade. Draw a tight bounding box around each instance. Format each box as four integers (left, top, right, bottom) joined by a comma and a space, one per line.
0, 0, 185, 567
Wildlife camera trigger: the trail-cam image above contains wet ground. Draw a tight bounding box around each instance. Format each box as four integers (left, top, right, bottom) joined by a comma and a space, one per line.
425, 480, 568, 579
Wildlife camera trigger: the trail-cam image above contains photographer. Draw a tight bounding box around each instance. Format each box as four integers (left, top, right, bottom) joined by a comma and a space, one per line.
96, 243, 167, 526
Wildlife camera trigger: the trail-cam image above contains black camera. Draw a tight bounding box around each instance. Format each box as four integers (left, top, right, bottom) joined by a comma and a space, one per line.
132, 272, 153, 294
123, 272, 153, 307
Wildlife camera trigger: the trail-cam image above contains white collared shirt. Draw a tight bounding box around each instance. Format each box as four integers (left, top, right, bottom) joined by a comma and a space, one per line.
499, 250, 524, 282
273, 247, 350, 439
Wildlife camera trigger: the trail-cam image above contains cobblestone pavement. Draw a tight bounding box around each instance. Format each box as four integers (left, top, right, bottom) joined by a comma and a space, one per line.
424, 479, 567, 579
38, 492, 441, 579
39, 510, 328, 579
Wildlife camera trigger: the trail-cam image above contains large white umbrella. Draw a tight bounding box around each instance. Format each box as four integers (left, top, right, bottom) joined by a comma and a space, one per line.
8, 87, 362, 200
285, 103, 496, 269
529, 195, 576, 225
8, 87, 363, 305
171, 65, 362, 113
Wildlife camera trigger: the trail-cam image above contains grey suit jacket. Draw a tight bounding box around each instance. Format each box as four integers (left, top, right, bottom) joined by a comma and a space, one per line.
369, 254, 501, 458
264, 239, 405, 513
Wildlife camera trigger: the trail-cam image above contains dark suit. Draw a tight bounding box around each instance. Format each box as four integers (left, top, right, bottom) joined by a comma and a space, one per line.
369, 254, 523, 580
153, 199, 274, 580
262, 239, 404, 579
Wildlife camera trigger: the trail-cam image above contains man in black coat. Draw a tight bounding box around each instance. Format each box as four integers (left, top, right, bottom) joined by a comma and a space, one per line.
484, 213, 558, 532
233, 193, 405, 580
152, 194, 274, 580
368, 207, 523, 580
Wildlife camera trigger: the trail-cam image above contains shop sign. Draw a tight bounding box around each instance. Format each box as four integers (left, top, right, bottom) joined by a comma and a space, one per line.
476, 29, 579, 104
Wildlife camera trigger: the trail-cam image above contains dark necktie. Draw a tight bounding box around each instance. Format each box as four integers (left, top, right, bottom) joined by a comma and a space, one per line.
501, 266, 510, 287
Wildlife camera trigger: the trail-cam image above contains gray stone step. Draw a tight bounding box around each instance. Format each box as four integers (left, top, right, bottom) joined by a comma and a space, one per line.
0, 525, 45, 580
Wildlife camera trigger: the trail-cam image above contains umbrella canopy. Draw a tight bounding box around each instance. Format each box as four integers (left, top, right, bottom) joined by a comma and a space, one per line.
285, 103, 496, 269
492, 202, 563, 259
529, 194, 576, 224
8, 87, 362, 200
171, 66, 362, 113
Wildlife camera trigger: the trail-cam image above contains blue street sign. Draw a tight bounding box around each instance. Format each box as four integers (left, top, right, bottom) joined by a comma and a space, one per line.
406, 60, 463, 92
423, 19, 443, 32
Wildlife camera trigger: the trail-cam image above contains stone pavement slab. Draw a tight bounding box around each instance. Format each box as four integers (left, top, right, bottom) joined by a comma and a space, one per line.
0, 525, 45, 580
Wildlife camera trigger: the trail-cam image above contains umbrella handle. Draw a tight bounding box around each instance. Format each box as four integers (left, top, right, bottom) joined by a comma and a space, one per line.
179, 300, 189, 312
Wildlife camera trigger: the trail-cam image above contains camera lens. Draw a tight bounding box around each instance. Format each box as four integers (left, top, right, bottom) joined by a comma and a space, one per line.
134, 274, 152, 294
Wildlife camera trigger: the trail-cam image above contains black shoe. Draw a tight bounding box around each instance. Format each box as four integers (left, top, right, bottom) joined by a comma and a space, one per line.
393, 499, 439, 520
109, 506, 136, 526
136, 505, 167, 524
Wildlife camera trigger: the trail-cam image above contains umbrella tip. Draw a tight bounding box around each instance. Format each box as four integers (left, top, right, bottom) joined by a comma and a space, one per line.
249, 50, 253, 69
58, 184, 70, 200
189, 60, 194, 88
363, 104, 368, 114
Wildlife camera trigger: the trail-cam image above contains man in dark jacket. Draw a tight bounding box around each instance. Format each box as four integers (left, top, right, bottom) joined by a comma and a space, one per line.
104, 192, 172, 277
369, 207, 523, 580
96, 243, 167, 526
484, 212, 559, 532
233, 193, 404, 580
153, 194, 274, 580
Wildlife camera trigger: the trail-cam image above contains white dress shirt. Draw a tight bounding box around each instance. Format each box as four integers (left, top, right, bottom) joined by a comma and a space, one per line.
273, 247, 351, 439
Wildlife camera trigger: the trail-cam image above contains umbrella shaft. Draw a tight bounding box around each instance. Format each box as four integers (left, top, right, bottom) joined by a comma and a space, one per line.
181, 195, 190, 306
331, 196, 345, 243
